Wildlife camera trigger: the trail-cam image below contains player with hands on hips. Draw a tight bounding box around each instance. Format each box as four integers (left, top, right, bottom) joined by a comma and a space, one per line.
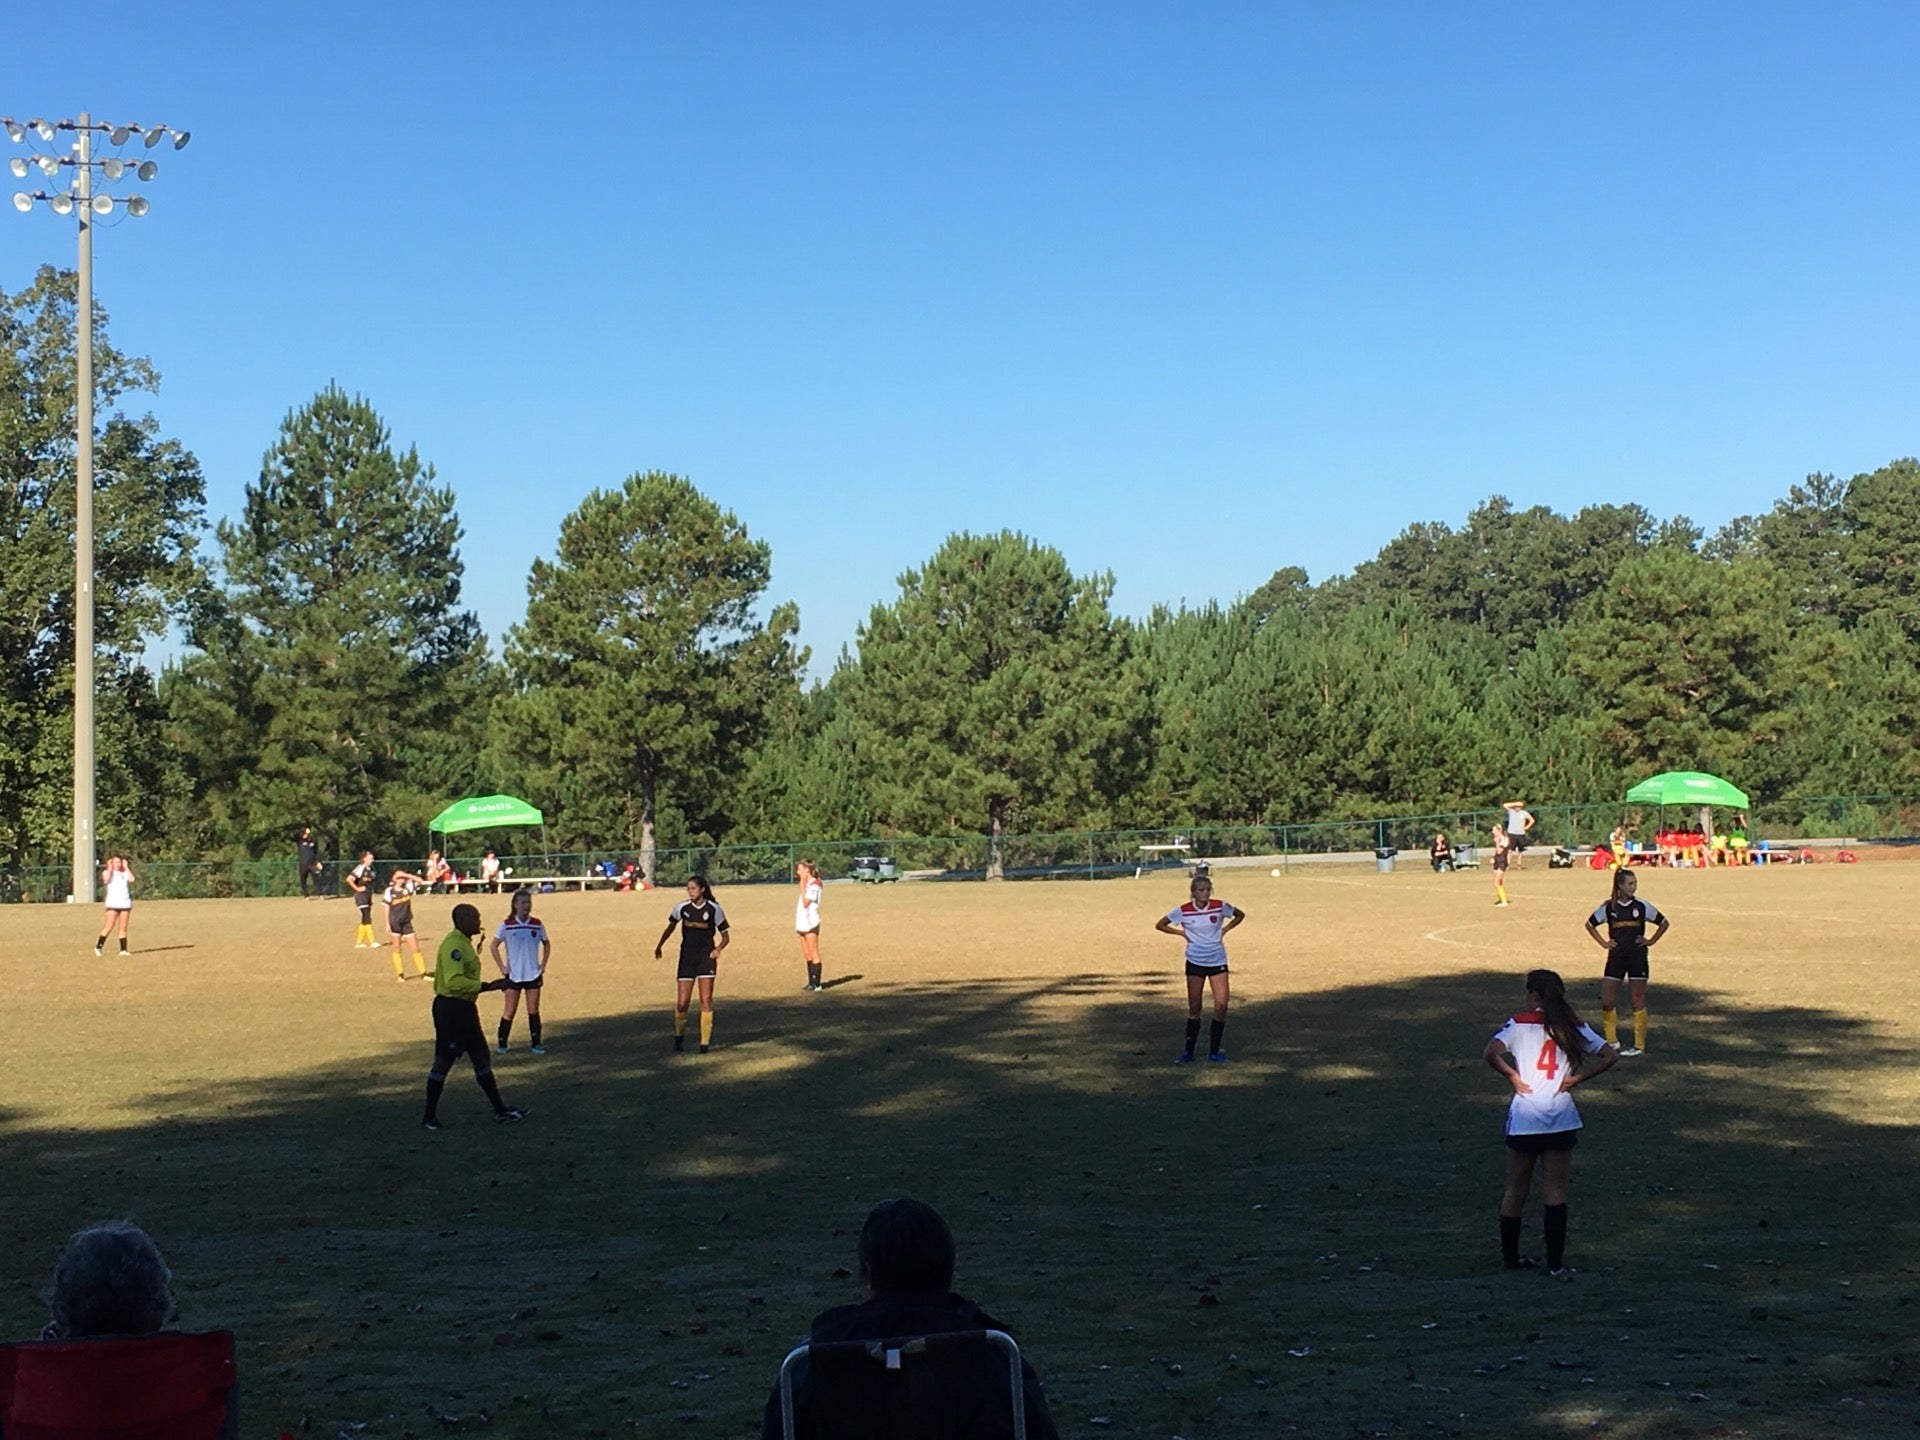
1156, 871, 1245, 1064
1585, 867, 1669, 1057
655, 875, 729, 1054
1483, 968, 1618, 1276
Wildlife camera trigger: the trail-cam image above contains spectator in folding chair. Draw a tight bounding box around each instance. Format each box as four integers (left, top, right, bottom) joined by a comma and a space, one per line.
2, 1220, 239, 1439
762, 1197, 1060, 1440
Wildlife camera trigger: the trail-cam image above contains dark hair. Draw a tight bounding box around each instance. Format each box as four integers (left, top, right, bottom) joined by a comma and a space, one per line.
687, 874, 713, 902
1526, 969, 1590, 1072
45, 1221, 174, 1338
451, 902, 482, 934
858, 1198, 956, 1294
1611, 867, 1636, 901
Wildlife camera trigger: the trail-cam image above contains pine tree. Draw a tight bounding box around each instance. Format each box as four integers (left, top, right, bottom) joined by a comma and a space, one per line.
165, 385, 490, 859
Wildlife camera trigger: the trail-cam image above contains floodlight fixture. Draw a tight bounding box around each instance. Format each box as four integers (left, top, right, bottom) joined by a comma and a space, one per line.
172, 131, 189, 150
49, 193, 73, 215
136, 159, 157, 181
90, 194, 111, 215
32, 117, 53, 140
110, 126, 132, 145
37, 155, 58, 176
143, 126, 165, 148
11, 192, 30, 212
126, 195, 149, 217
4, 120, 23, 143
7, 157, 25, 178
102, 157, 124, 180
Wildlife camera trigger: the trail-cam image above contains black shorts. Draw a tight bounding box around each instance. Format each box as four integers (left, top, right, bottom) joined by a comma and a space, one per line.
354, 897, 372, 915
502, 976, 544, 991
431, 996, 491, 1071
677, 950, 718, 981
1492, 852, 1509, 872
1506, 1129, 1579, 1155
1185, 961, 1229, 979
389, 913, 414, 936
1603, 947, 1650, 980
1508, 831, 1529, 851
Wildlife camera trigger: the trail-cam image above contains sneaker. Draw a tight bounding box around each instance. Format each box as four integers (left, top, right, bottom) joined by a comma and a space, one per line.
529, 1045, 547, 1055
1617, 1046, 1643, 1057
395, 974, 408, 984
1495, 900, 1510, 908
421, 1116, 444, 1131
496, 1042, 509, 1055
672, 1035, 685, 1053
1175, 1051, 1196, 1064
93, 944, 103, 956
1548, 1266, 1575, 1281
495, 1107, 529, 1124
1207, 1051, 1229, 1063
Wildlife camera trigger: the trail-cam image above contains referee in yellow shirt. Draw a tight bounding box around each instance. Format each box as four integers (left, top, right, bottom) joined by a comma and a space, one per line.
423, 903, 529, 1130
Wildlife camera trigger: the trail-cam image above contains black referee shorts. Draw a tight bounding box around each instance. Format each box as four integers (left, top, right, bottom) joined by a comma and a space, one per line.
432, 996, 491, 1072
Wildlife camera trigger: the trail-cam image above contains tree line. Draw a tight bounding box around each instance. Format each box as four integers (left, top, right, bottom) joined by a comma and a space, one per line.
5, 266, 1918, 876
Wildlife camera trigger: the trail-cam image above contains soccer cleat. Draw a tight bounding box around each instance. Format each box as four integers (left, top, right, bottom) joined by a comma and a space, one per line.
395, 973, 408, 983
1207, 1051, 1229, 1063
93, 944, 103, 957
529, 1045, 547, 1055
1495, 900, 1510, 908
421, 1116, 444, 1131
496, 1042, 509, 1055
495, 1107, 529, 1124
698, 1044, 710, 1054
1504, 1257, 1537, 1271
1617, 1046, 1643, 1057
1176, 1051, 1196, 1064
1548, 1266, 1576, 1281
672, 1034, 685, 1053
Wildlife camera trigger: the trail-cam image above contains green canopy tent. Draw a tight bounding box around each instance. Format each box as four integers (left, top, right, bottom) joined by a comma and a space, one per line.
1624, 772, 1749, 860
428, 796, 547, 874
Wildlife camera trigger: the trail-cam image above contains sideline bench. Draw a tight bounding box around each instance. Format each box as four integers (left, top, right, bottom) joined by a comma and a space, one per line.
445, 875, 615, 893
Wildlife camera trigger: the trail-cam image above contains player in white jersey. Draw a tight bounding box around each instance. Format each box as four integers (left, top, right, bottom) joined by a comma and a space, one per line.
795, 858, 825, 992
490, 887, 552, 1054
94, 854, 135, 956
1483, 968, 1618, 1275
1155, 872, 1246, 1064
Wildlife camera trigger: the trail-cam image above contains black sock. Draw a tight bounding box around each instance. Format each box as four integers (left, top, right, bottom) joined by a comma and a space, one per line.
477, 1069, 507, 1114
1183, 1018, 1201, 1054
1209, 1019, 1226, 1054
424, 1073, 446, 1121
528, 1014, 542, 1045
1544, 1204, 1568, 1270
498, 1018, 512, 1047
807, 963, 821, 987
118, 939, 127, 953
1500, 1214, 1522, 1266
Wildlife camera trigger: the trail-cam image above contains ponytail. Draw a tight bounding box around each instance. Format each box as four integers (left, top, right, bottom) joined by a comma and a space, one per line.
1526, 968, 1590, 1072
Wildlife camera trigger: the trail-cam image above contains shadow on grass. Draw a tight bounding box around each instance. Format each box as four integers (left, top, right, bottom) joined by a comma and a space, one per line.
4, 971, 1918, 1439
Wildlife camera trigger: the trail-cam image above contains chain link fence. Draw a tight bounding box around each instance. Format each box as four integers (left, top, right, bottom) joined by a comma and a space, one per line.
7, 794, 1915, 902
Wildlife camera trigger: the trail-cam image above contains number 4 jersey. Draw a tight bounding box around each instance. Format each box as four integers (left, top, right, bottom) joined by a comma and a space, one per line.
1491, 1010, 1609, 1135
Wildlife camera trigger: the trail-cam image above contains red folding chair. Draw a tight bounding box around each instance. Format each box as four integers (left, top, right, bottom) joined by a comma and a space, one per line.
0, 1331, 237, 1440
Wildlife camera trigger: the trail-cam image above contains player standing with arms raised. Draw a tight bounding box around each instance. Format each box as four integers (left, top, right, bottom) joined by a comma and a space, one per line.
1155, 872, 1246, 1063
492, 887, 552, 1054
1483, 969, 1617, 1274
1491, 823, 1512, 907
385, 868, 429, 981
655, 876, 729, 1054
1585, 867, 1670, 1057
94, 854, 135, 956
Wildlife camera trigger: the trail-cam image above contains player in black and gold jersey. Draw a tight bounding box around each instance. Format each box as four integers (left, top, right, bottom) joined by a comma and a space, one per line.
1584, 867, 1670, 1057
654, 875, 730, 1054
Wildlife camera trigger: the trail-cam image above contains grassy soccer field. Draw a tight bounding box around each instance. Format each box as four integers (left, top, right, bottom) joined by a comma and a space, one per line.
4, 861, 1918, 1439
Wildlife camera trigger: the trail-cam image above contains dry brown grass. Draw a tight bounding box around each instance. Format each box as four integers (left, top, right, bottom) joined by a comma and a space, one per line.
3, 860, 1918, 1438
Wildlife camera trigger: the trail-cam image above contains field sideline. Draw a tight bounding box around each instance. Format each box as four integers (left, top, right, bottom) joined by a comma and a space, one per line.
4, 863, 1918, 1438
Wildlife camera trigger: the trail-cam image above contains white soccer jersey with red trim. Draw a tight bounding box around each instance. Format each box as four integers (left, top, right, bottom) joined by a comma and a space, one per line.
1164, 898, 1237, 968
1491, 1010, 1608, 1135
495, 914, 549, 982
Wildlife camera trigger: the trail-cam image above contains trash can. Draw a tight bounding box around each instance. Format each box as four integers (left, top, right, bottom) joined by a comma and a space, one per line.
1374, 846, 1397, 874
876, 857, 898, 881
850, 856, 879, 882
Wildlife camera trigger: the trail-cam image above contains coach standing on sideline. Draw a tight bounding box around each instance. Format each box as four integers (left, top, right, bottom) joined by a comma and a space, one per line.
296, 825, 321, 898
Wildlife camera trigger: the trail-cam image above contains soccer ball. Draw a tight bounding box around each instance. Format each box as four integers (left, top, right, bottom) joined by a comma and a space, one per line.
1270, 867, 1281, 878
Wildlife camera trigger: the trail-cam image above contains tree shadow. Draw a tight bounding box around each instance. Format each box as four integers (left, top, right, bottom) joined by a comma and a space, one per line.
3, 970, 1916, 1438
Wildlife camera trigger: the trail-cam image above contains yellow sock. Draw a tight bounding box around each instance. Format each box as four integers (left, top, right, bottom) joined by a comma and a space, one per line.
699, 1012, 714, 1047
673, 1010, 688, 1038
1495, 879, 1506, 902
414, 952, 428, 975
392, 951, 404, 976
357, 923, 372, 946
1601, 1008, 1618, 1045
1633, 1009, 1647, 1050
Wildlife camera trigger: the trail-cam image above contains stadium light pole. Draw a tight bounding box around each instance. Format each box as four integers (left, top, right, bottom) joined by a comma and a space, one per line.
7, 110, 189, 903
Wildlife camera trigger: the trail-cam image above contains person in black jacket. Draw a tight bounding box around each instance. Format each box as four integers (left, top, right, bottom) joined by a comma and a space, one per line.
762, 1197, 1059, 1440
296, 826, 321, 898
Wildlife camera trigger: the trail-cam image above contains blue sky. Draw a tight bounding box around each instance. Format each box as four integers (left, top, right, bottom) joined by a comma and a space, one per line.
6, 2, 1918, 674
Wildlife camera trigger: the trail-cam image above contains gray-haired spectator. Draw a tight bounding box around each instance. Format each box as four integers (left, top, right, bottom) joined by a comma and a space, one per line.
41, 1220, 176, 1340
